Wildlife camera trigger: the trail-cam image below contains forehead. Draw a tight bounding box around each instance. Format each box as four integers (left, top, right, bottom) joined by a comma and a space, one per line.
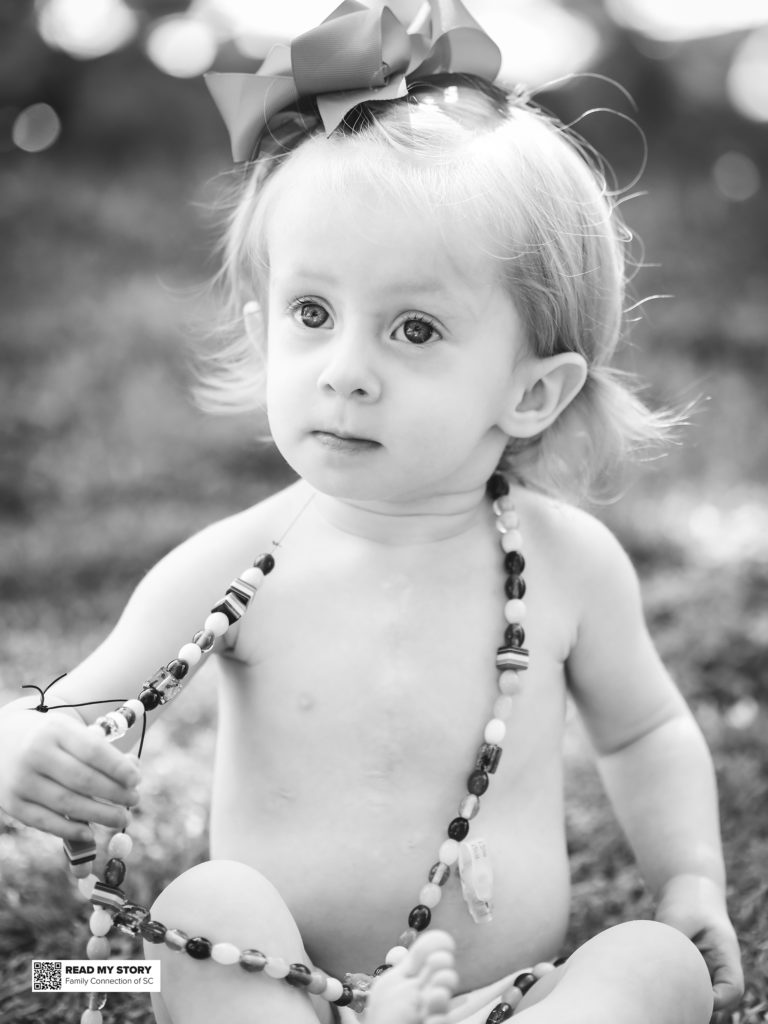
261, 139, 504, 289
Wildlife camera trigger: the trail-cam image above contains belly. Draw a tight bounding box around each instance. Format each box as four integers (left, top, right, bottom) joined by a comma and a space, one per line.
209, 675, 571, 989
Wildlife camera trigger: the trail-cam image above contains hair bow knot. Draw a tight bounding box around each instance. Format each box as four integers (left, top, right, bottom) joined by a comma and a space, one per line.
205, 0, 502, 163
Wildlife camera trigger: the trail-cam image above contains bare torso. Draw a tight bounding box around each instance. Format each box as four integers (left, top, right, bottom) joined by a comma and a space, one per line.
205, 482, 579, 991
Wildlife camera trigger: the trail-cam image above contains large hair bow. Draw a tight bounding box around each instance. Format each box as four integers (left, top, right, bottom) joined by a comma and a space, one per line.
205, 0, 502, 163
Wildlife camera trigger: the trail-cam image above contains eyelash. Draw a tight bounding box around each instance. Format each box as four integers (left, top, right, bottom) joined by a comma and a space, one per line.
287, 299, 442, 345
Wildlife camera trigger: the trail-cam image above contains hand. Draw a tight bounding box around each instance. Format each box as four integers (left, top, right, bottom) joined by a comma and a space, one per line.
0, 707, 141, 841
655, 874, 744, 1014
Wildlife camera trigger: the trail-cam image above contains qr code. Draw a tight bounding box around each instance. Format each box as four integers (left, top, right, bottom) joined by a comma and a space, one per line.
32, 960, 62, 991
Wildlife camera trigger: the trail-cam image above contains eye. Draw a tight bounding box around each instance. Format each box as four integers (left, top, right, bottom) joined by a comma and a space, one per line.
291, 299, 332, 329
393, 315, 441, 346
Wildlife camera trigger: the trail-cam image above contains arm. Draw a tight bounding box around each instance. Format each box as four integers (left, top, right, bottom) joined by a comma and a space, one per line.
0, 506, 268, 843
564, 513, 743, 1011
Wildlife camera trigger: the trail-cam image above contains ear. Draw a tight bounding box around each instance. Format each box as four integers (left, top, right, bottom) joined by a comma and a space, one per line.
243, 300, 265, 345
499, 352, 587, 439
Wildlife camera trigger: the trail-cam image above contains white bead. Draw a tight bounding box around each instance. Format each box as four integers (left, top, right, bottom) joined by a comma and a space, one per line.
212, 942, 240, 965
494, 510, 520, 533
81, 1011, 103, 1024
493, 695, 515, 720
498, 670, 523, 696
492, 495, 516, 515
438, 839, 460, 865
240, 566, 265, 587
323, 976, 344, 1000
78, 874, 98, 899
89, 908, 113, 937
204, 611, 231, 638
264, 956, 289, 978
506, 986, 523, 1009
124, 698, 145, 721
419, 882, 443, 908
385, 946, 408, 966
107, 832, 133, 859
532, 961, 556, 977
86, 935, 110, 959
459, 794, 480, 819
504, 598, 527, 623
500, 529, 523, 553
178, 642, 203, 668
484, 719, 506, 744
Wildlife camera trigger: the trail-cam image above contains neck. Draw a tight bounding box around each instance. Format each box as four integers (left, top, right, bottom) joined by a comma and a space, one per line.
310, 485, 491, 545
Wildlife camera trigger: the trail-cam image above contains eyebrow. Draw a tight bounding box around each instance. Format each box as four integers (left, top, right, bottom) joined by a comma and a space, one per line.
283, 269, 455, 298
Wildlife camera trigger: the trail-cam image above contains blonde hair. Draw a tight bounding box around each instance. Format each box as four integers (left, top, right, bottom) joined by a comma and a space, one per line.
195, 77, 672, 503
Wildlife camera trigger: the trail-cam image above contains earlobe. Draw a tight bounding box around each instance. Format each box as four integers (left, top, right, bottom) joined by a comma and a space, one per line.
500, 352, 588, 439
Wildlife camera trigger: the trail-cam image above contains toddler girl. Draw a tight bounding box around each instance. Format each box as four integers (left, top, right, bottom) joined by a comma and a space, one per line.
0, 3, 743, 1023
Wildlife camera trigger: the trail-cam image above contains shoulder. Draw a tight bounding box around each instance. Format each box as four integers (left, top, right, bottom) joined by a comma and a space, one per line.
513, 487, 641, 630
122, 480, 311, 628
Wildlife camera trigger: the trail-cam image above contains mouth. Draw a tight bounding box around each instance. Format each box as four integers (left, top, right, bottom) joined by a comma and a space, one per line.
311, 430, 381, 452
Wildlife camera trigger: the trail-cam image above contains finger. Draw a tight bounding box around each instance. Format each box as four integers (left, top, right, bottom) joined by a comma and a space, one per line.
12, 798, 101, 843
57, 723, 142, 791
27, 775, 131, 831
35, 745, 140, 809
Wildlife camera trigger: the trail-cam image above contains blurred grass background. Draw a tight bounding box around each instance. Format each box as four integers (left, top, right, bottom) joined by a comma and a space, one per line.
1, 2, 767, 1022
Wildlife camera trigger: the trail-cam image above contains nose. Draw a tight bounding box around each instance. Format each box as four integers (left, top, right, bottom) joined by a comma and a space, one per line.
316, 331, 381, 401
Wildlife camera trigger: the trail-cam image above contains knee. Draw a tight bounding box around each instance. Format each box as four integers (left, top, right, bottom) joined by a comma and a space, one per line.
145, 860, 304, 959
599, 921, 713, 1020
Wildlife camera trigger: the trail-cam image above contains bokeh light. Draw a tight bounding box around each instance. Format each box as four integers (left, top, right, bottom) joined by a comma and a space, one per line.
12, 103, 61, 153
727, 26, 768, 122
712, 151, 761, 202
145, 15, 219, 79
36, 0, 138, 59
607, 0, 768, 41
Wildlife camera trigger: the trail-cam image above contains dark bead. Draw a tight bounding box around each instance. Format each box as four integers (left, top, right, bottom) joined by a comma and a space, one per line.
476, 743, 503, 774
408, 904, 432, 931
140, 920, 167, 943
372, 964, 391, 977
486, 1002, 514, 1023
239, 949, 268, 972
428, 862, 451, 886
553, 956, 568, 967
513, 972, 537, 995
333, 984, 354, 1007
504, 575, 526, 600
166, 659, 188, 680
254, 553, 275, 575
287, 963, 312, 986
212, 594, 246, 625
505, 623, 526, 647
504, 551, 525, 574
139, 687, 161, 711
185, 936, 213, 960
448, 817, 469, 841
487, 1003, 514, 1023
114, 903, 149, 935
467, 769, 489, 796
486, 474, 509, 499
119, 706, 136, 728
104, 857, 126, 887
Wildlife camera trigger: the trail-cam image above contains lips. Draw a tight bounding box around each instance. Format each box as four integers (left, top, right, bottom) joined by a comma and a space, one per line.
311, 430, 380, 451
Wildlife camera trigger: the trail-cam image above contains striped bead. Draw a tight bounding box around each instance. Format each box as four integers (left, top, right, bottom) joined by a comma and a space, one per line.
496, 646, 530, 672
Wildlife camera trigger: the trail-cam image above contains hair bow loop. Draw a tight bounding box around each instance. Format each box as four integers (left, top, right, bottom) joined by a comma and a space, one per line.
205, 0, 501, 163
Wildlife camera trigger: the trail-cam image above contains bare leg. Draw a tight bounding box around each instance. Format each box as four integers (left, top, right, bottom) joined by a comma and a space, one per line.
366, 931, 459, 1024
144, 860, 330, 1024
512, 921, 713, 1024
144, 861, 459, 1024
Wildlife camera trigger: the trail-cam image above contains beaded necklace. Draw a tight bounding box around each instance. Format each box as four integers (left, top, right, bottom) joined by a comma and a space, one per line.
58, 473, 561, 1024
